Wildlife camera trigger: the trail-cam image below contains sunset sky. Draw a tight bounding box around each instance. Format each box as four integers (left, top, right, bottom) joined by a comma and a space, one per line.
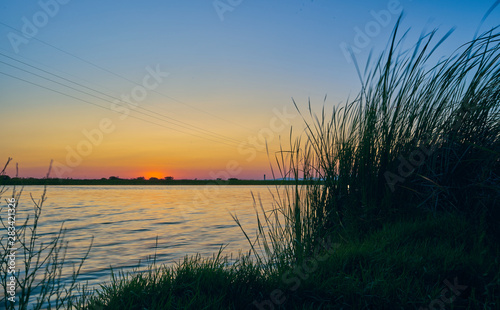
0, 0, 498, 179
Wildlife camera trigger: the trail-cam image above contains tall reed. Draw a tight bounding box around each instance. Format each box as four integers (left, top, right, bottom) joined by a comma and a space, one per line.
237, 22, 500, 270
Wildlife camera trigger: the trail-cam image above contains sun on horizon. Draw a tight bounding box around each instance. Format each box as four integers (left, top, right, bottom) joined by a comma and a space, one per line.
143, 171, 167, 180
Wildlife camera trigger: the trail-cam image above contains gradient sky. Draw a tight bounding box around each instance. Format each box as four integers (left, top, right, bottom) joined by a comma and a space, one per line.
0, 0, 498, 179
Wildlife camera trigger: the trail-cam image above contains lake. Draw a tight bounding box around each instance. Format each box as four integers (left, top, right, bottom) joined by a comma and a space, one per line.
4, 185, 278, 296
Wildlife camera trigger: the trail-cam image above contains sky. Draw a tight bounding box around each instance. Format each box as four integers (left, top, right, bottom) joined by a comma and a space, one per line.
0, 0, 498, 180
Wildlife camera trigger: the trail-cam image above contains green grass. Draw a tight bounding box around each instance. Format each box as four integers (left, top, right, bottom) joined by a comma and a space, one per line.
80, 213, 499, 309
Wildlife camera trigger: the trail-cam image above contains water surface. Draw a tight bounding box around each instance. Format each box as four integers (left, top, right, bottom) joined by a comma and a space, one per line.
7, 185, 277, 290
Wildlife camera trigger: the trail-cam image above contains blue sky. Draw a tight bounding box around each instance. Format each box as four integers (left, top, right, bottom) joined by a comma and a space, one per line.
0, 0, 498, 179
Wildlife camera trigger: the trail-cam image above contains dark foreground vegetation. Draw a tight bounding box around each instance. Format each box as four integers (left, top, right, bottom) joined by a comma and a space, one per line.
1, 23, 499, 309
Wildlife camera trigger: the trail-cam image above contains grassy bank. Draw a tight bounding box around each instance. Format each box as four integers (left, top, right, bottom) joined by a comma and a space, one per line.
80, 23, 500, 309
81, 213, 499, 309
2, 22, 499, 309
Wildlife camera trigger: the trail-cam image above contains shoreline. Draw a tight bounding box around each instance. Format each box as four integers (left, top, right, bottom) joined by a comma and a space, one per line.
0, 179, 314, 186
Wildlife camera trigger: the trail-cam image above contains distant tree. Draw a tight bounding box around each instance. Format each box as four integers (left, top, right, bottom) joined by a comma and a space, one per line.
109, 176, 120, 180
228, 178, 238, 181
149, 177, 159, 181
164, 176, 174, 181
100, 178, 107, 181
136, 176, 145, 180
0, 175, 10, 180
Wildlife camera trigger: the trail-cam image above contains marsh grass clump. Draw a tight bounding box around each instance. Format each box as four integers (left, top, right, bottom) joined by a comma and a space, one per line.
235, 23, 499, 276
229, 22, 500, 308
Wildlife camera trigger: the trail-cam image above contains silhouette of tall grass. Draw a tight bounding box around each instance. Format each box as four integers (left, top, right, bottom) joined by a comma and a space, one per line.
237, 21, 500, 270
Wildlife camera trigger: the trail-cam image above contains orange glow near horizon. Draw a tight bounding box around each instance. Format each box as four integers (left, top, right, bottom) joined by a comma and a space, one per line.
143, 171, 166, 180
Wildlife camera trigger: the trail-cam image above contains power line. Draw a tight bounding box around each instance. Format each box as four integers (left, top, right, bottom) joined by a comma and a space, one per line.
0, 21, 255, 133
0, 70, 244, 149
0, 53, 243, 145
